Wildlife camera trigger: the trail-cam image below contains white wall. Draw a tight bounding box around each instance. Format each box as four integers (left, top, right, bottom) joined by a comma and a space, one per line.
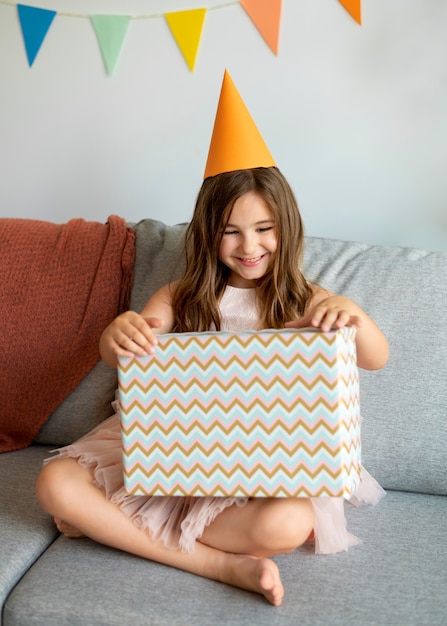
1, 0, 447, 251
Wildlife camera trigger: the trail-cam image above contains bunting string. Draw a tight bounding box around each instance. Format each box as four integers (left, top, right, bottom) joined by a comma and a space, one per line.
0, 0, 361, 75
0, 0, 239, 21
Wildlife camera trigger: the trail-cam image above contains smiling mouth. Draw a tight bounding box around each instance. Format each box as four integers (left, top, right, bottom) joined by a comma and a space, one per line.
237, 255, 265, 264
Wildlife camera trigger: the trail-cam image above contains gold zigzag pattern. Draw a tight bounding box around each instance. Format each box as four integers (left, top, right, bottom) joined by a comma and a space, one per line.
120, 371, 358, 396
122, 414, 359, 438
124, 437, 361, 459
128, 485, 352, 498
120, 393, 359, 418
160, 332, 339, 352
119, 349, 348, 376
124, 459, 360, 482
125, 484, 354, 497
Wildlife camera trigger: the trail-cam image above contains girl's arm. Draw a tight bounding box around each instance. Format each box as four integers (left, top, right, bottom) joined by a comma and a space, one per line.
99, 282, 178, 368
285, 286, 389, 371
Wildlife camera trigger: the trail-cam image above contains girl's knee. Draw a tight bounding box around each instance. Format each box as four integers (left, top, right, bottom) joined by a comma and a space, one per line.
36, 460, 64, 512
251, 499, 314, 554
35, 458, 85, 513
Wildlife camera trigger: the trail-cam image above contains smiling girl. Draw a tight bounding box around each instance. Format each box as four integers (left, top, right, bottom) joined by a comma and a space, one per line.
36, 74, 388, 607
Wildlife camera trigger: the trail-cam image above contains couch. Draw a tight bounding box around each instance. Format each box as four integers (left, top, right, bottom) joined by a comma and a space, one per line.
1, 217, 446, 626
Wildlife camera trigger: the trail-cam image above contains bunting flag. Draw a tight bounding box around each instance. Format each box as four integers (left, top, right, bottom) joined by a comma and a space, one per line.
240, 0, 282, 56
2, 0, 363, 74
90, 15, 131, 75
338, 0, 361, 25
17, 3, 56, 67
165, 9, 207, 72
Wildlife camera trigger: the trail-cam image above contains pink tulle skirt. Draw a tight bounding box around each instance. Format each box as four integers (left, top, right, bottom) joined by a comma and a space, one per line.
44, 401, 385, 555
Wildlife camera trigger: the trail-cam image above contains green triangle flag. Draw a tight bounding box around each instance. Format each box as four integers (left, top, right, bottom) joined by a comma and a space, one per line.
17, 4, 57, 67
90, 15, 131, 75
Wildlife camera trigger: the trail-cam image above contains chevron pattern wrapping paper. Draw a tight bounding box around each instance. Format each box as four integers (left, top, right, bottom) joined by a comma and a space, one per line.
118, 327, 362, 498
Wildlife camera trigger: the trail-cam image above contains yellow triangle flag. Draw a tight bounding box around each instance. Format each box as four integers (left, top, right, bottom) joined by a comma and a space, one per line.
165, 9, 207, 72
338, 0, 361, 25
240, 0, 282, 56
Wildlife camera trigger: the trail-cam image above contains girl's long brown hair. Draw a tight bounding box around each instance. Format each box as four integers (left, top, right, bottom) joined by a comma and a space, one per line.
172, 167, 312, 332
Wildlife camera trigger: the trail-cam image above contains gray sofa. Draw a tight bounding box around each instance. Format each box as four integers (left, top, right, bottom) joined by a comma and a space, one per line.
1, 218, 446, 626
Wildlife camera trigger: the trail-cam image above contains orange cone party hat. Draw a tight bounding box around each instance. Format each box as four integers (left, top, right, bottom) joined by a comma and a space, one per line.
203, 70, 276, 179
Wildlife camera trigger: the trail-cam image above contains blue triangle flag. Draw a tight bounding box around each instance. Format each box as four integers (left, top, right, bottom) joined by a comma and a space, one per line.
17, 4, 57, 67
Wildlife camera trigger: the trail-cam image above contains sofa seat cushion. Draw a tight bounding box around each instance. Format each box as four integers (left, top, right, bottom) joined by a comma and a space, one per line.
4, 491, 446, 626
0, 446, 58, 611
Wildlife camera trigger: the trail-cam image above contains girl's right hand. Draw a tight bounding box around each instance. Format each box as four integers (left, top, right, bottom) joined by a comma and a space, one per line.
99, 311, 164, 367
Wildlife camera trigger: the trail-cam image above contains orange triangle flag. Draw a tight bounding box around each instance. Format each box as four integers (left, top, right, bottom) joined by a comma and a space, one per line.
240, 0, 282, 55
338, 0, 361, 25
165, 9, 206, 71
204, 70, 276, 179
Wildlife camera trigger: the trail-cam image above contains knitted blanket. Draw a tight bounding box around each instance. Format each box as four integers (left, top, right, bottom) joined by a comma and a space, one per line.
0, 216, 135, 452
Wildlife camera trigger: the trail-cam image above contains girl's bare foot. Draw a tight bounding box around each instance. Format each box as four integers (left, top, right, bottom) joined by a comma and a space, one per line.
256, 557, 284, 606
54, 517, 85, 538
222, 554, 284, 606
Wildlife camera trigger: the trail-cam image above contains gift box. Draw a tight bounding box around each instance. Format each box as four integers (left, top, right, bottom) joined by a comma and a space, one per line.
118, 327, 362, 498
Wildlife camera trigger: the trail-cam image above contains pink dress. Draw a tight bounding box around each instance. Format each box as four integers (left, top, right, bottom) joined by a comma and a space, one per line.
44, 285, 385, 554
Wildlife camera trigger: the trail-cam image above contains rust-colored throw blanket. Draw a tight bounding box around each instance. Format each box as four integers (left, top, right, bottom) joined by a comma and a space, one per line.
0, 216, 135, 452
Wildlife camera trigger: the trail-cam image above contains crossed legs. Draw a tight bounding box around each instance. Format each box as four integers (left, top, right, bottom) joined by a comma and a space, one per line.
36, 458, 314, 606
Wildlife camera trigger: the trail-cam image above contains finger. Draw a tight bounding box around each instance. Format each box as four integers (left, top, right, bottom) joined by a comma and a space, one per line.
121, 318, 160, 350
327, 310, 350, 330
324, 310, 351, 331
309, 310, 328, 329
111, 327, 150, 356
309, 308, 339, 331
285, 318, 305, 329
330, 312, 362, 329
144, 316, 164, 329
347, 315, 363, 328
110, 340, 140, 359
125, 332, 158, 355
319, 316, 336, 332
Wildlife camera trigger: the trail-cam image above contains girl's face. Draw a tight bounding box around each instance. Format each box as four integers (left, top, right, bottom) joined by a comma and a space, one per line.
218, 191, 278, 288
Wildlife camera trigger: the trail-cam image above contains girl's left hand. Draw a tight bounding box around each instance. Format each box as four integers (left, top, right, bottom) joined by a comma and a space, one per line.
285, 292, 389, 371
285, 300, 363, 333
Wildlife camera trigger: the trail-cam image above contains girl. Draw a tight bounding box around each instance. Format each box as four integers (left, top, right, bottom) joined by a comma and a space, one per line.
36, 167, 388, 607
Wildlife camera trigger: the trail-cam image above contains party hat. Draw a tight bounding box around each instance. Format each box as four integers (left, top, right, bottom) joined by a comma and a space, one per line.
203, 70, 276, 179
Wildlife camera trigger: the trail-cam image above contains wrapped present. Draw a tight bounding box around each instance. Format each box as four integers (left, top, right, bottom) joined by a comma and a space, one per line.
118, 327, 362, 498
